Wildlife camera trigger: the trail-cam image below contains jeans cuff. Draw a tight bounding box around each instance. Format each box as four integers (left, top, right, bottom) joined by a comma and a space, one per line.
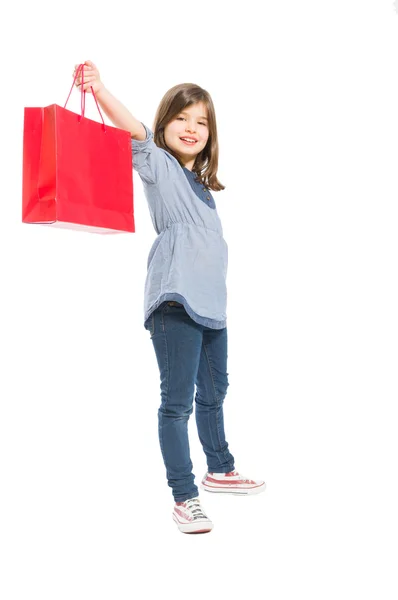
174, 490, 199, 503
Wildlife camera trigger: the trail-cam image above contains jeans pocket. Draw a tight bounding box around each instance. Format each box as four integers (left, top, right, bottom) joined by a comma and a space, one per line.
144, 313, 155, 337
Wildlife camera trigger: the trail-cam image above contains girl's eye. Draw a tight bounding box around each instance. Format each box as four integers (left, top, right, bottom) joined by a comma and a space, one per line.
177, 117, 207, 126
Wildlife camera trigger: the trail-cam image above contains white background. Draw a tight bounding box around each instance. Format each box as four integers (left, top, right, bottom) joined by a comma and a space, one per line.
1, 0, 397, 598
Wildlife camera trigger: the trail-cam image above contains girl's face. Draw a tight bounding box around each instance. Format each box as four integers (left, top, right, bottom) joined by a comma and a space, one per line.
164, 102, 209, 169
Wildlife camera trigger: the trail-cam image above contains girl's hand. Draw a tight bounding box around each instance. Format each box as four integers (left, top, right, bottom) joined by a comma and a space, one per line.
73, 60, 104, 95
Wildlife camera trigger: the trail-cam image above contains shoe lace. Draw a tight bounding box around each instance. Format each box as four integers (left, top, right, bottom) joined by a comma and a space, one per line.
185, 498, 207, 520
231, 471, 252, 483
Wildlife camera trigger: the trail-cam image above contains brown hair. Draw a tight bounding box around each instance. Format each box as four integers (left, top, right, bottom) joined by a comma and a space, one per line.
152, 83, 225, 192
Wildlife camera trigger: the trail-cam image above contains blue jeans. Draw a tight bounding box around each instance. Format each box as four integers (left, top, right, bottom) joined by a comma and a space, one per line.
144, 301, 235, 502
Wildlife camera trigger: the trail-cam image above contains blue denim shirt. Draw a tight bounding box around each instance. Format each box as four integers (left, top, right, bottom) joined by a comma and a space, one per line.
131, 123, 228, 329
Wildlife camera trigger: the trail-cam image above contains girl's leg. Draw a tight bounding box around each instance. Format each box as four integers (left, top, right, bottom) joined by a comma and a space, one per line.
145, 302, 203, 502
194, 325, 235, 473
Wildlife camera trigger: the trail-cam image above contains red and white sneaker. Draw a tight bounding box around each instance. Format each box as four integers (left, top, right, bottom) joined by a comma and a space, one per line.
172, 497, 213, 534
201, 470, 266, 495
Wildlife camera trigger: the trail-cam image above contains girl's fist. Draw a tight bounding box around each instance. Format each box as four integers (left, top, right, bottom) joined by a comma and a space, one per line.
73, 60, 104, 94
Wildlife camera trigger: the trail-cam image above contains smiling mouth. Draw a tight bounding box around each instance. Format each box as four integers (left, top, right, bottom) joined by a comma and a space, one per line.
180, 137, 198, 145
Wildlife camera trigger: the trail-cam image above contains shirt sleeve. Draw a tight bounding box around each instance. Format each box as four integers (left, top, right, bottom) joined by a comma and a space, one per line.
131, 122, 175, 185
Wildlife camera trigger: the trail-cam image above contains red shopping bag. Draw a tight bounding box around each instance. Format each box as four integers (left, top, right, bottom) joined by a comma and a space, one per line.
22, 65, 135, 234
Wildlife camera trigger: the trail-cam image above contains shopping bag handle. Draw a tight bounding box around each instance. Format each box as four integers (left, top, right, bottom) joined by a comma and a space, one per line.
64, 63, 107, 132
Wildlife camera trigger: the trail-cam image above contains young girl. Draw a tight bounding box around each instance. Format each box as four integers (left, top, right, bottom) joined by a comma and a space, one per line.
73, 60, 266, 534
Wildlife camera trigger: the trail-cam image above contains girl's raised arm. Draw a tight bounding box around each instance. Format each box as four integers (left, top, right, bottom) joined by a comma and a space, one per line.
73, 61, 146, 140
96, 87, 146, 140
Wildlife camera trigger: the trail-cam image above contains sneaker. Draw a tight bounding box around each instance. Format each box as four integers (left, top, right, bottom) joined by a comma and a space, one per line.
172, 497, 213, 534
201, 470, 266, 495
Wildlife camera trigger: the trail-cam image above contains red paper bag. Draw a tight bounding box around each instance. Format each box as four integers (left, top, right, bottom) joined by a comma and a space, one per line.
22, 65, 135, 234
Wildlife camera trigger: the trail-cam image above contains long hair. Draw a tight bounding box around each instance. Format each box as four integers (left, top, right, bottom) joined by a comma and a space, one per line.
152, 83, 225, 192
